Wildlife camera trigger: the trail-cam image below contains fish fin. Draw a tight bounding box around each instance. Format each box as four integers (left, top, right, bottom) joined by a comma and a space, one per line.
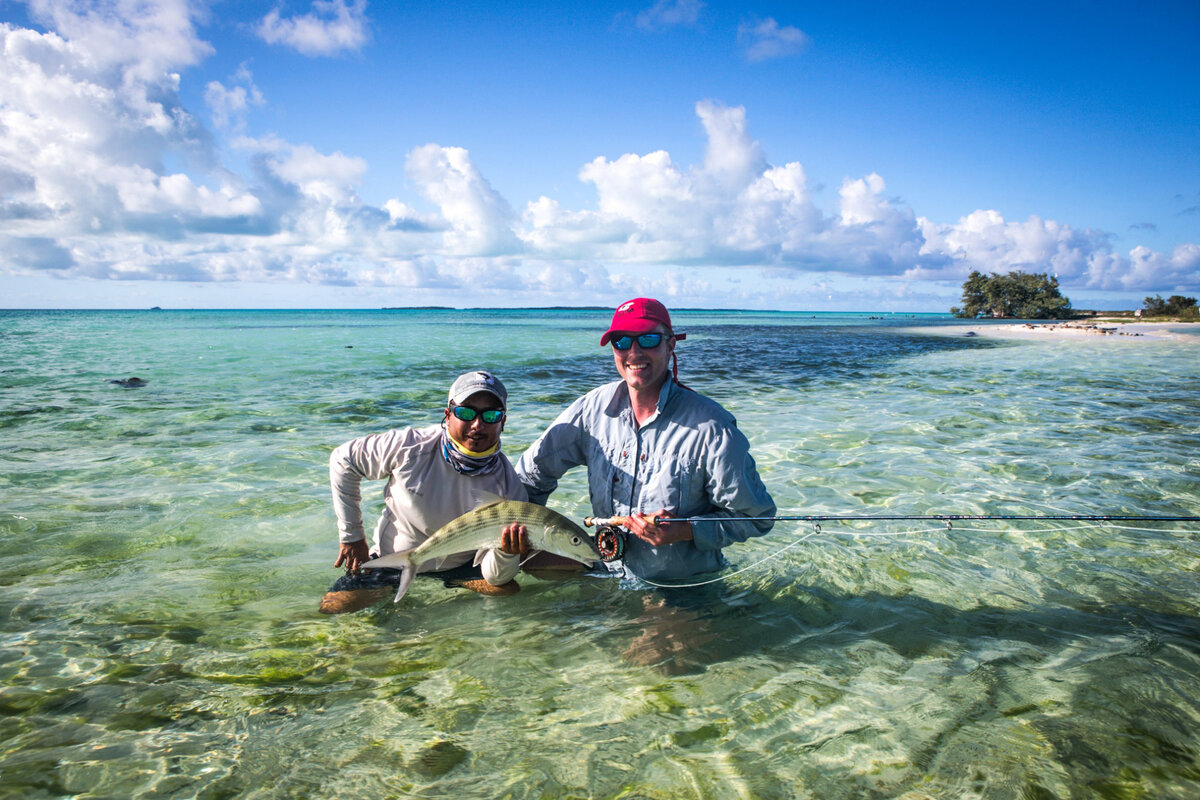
470, 490, 507, 511
363, 550, 413, 570
392, 565, 414, 603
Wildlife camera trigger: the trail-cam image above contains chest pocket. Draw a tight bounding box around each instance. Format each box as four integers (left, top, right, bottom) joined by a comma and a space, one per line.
637, 458, 697, 515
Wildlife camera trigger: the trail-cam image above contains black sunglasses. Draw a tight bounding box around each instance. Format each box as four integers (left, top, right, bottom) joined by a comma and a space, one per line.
611, 333, 665, 350
450, 405, 504, 424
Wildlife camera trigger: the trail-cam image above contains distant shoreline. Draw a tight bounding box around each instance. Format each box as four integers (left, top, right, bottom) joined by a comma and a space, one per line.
902, 320, 1195, 342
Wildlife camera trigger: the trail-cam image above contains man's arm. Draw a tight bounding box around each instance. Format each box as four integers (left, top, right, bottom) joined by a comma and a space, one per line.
515, 400, 590, 505
329, 429, 411, 565
688, 424, 776, 551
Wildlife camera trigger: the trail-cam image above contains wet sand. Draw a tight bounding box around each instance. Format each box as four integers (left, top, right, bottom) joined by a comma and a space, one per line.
902, 320, 1194, 342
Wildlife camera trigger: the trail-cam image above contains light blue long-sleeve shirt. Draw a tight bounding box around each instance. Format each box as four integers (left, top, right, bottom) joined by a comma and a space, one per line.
516, 377, 776, 581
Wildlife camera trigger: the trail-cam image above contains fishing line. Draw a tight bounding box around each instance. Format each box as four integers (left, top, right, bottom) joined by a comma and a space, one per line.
636, 527, 826, 589
592, 515, 1199, 590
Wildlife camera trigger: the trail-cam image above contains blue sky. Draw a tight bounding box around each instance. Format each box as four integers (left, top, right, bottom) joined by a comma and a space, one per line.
1, 0, 1197, 310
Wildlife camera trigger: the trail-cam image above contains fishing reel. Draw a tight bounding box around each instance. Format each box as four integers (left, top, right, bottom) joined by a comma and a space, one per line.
592, 525, 627, 562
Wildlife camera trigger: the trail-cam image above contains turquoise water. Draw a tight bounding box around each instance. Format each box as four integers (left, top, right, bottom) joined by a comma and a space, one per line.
2, 308, 1199, 799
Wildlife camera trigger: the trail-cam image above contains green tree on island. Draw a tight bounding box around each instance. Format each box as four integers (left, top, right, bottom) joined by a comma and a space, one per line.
1142, 294, 1198, 318
951, 270, 1072, 319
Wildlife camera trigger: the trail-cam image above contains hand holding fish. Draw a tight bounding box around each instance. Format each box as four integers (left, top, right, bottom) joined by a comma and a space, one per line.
626, 509, 693, 546
335, 539, 371, 573
499, 523, 531, 556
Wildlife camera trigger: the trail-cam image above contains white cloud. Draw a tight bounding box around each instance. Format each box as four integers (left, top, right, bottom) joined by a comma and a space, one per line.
262, 141, 368, 204
1087, 243, 1200, 292
915, 211, 1102, 281
696, 99, 765, 192
26, 0, 212, 78
580, 150, 696, 237
205, 65, 264, 131
116, 169, 263, 218
405, 144, 519, 256
839, 173, 890, 226
737, 17, 810, 62
0, 12, 257, 239
256, 0, 370, 57
635, 0, 704, 31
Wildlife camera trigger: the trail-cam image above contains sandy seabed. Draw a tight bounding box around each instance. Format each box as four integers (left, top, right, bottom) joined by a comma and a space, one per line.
902, 320, 1196, 342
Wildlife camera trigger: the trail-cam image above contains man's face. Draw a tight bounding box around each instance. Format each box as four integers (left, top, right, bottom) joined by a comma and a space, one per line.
611, 325, 674, 394
444, 390, 505, 452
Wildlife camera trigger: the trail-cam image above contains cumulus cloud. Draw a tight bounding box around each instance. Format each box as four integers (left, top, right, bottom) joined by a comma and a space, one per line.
1087, 243, 1200, 292
261, 140, 368, 204
635, 0, 704, 31
0, 9, 257, 240
256, 0, 370, 57
405, 144, 520, 255
696, 99, 765, 191
738, 17, 810, 62
205, 65, 264, 131
25, 0, 213, 78
522, 100, 926, 272
915, 211, 1099, 281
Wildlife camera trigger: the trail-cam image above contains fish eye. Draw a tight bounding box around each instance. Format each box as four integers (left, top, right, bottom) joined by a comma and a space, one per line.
571, 536, 581, 545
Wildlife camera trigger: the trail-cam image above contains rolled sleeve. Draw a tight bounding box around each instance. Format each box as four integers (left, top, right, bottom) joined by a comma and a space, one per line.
689, 426, 776, 551
479, 549, 521, 585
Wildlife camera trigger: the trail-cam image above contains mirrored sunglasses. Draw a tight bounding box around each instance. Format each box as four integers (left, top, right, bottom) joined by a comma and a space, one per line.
450, 405, 504, 424
611, 333, 664, 350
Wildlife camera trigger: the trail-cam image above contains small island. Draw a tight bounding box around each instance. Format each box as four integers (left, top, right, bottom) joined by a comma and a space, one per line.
903, 271, 1200, 341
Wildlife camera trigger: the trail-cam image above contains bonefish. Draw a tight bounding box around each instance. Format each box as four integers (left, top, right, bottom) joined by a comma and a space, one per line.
363, 499, 598, 602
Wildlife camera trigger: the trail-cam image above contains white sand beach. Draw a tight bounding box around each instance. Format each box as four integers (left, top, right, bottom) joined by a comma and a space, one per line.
902, 320, 1196, 342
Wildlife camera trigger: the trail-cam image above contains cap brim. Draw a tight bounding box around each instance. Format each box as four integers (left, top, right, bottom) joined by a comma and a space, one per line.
450, 388, 505, 407
600, 319, 662, 345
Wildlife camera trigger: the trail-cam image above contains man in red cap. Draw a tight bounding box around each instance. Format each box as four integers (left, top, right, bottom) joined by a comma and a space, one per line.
516, 298, 776, 582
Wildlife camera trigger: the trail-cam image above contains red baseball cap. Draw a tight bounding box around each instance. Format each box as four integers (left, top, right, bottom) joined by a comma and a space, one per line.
600, 297, 674, 346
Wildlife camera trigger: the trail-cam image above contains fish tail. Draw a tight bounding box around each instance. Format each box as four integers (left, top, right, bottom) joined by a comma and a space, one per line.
392, 564, 414, 603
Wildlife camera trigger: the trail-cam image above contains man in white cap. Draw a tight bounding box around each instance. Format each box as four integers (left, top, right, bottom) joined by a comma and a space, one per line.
320, 370, 529, 613
517, 298, 776, 582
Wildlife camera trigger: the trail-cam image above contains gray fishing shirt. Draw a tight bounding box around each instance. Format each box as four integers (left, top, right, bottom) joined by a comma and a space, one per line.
330, 424, 527, 584
516, 377, 775, 581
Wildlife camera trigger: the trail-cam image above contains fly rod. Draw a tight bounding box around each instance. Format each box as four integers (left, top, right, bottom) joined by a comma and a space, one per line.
583, 513, 1200, 527
583, 512, 1200, 565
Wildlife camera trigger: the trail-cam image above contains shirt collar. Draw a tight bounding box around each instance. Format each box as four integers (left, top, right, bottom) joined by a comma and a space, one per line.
606, 375, 676, 424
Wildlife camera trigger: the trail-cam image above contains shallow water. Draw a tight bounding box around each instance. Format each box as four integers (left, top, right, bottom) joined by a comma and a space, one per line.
2, 309, 1199, 799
